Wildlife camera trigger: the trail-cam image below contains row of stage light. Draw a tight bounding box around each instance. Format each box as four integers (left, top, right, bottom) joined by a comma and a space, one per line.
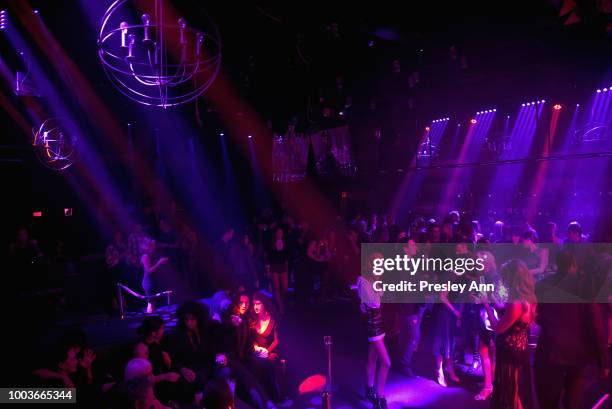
425, 87, 611, 131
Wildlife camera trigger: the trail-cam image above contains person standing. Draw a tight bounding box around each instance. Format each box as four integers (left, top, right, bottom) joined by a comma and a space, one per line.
534, 251, 609, 409
358, 253, 391, 409
483, 260, 536, 409
267, 228, 289, 314
140, 239, 169, 313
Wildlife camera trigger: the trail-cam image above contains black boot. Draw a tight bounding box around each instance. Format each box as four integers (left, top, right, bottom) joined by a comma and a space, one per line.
375, 397, 388, 409
365, 386, 377, 404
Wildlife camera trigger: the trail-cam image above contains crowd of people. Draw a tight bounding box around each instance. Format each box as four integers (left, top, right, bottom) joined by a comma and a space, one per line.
8, 205, 612, 409
355, 212, 611, 409
24, 291, 291, 409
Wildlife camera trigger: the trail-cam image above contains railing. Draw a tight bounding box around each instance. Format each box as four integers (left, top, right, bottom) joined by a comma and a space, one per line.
116, 283, 172, 319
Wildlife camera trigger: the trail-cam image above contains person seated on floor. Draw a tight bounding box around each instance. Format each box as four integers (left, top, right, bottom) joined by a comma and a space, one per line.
201, 378, 236, 409
223, 293, 253, 363
249, 292, 292, 407
222, 292, 276, 409
31, 337, 97, 406
123, 358, 172, 409
166, 301, 217, 405
133, 316, 182, 404
32, 328, 96, 390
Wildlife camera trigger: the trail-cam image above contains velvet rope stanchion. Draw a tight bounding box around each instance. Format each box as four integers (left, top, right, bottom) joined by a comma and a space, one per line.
116, 283, 173, 319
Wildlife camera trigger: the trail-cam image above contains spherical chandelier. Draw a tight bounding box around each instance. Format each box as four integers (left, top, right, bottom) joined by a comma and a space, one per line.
32, 118, 78, 171
97, 0, 221, 108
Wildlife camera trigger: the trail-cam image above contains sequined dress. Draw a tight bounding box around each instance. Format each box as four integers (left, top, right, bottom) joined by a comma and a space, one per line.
491, 318, 533, 409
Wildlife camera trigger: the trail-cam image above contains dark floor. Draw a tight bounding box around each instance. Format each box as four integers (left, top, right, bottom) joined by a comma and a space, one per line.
278, 302, 490, 409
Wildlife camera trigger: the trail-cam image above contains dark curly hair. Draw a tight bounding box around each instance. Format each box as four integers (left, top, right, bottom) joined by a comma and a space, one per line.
229, 291, 250, 316
176, 301, 211, 333
136, 316, 164, 338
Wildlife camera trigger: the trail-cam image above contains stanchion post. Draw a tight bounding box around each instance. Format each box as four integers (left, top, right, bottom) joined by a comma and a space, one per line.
117, 284, 125, 320
322, 335, 332, 409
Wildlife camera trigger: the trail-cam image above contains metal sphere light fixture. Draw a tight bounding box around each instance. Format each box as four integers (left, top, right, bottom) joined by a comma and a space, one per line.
32, 118, 78, 171
98, 0, 221, 108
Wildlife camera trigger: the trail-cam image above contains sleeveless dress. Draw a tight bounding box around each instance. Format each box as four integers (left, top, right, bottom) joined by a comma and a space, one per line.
491, 317, 533, 409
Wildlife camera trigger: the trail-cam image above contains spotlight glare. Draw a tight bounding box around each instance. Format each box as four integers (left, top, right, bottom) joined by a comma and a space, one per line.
247, 135, 252, 139
604, 88, 608, 92
425, 127, 430, 131
521, 103, 525, 107
553, 104, 562, 110
220, 132, 224, 136
470, 118, 477, 124
597, 89, 601, 93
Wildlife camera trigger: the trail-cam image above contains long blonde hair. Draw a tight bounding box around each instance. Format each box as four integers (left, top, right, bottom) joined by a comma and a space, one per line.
500, 259, 537, 306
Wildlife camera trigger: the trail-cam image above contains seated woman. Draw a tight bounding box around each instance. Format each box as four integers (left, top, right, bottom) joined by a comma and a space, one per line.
133, 316, 181, 404
249, 292, 291, 407
222, 292, 275, 409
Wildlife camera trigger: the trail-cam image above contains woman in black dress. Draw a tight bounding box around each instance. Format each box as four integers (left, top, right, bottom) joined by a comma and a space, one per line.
267, 228, 289, 314
473, 250, 504, 401
249, 292, 289, 406
483, 259, 536, 409
221, 293, 275, 409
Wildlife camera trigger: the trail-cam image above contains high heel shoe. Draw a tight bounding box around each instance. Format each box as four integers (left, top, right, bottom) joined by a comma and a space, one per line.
374, 397, 388, 409
436, 369, 447, 387
365, 386, 377, 404
474, 386, 493, 400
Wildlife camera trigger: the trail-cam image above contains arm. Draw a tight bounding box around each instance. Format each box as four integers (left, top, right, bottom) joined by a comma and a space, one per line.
141, 254, 166, 275
32, 369, 74, 387
529, 248, 548, 276
135, 343, 180, 383
484, 302, 522, 334
267, 326, 279, 354
79, 349, 96, 385
440, 291, 461, 318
